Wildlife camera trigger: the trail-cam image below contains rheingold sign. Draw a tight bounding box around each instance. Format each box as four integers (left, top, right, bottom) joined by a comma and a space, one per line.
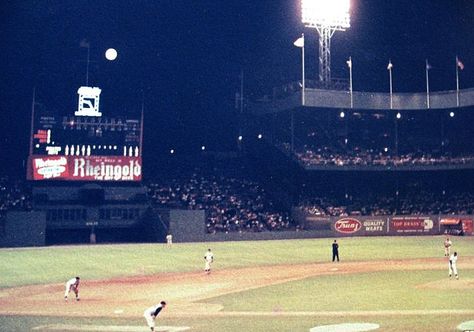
30, 155, 142, 181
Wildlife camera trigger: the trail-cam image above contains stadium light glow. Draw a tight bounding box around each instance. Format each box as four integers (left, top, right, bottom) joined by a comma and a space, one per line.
301, 0, 351, 86
301, 0, 350, 29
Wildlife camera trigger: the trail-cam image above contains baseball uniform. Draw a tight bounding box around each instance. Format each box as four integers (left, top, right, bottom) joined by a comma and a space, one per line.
64, 277, 80, 301
144, 302, 165, 331
444, 238, 452, 256
204, 249, 214, 273
449, 253, 458, 279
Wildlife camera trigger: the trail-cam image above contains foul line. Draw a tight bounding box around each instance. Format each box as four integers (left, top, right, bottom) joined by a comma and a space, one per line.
165, 309, 474, 317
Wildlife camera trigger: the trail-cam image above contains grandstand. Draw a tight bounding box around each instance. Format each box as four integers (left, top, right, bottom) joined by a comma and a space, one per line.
3, 65, 474, 245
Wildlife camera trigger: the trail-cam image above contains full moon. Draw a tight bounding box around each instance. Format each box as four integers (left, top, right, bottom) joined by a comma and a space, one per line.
105, 48, 118, 61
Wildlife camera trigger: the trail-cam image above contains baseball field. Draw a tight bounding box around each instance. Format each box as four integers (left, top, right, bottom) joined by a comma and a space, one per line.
1, 236, 473, 332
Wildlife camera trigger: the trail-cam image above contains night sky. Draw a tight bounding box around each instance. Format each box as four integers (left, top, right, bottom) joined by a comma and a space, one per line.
1, 0, 474, 176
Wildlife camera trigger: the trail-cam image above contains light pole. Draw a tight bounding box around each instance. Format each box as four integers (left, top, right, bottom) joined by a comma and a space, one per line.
301, 0, 350, 87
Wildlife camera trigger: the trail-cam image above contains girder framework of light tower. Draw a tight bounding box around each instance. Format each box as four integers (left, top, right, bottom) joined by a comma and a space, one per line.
301, 0, 350, 88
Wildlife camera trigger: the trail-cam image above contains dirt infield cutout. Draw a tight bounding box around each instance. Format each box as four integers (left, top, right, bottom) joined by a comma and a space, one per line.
32, 324, 191, 331
310, 323, 380, 332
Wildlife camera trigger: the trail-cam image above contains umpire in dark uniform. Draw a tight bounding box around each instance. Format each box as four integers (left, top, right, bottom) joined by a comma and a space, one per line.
332, 240, 339, 262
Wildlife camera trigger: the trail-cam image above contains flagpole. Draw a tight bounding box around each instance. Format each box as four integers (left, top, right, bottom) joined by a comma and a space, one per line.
302, 33, 305, 106
86, 44, 90, 86
456, 56, 460, 107
388, 60, 393, 110
348, 56, 353, 108
139, 91, 145, 158
240, 69, 244, 114
292, 34, 305, 153
29, 87, 36, 156
425, 59, 430, 109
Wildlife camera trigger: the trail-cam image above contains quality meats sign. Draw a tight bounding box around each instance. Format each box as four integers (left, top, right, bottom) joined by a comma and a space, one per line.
334, 217, 387, 235
389, 216, 435, 234
29, 155, 142, 181
334, 218, 362, 234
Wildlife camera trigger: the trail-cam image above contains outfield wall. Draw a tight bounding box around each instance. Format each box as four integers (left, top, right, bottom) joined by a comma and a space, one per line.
166, 209, 472, 243
0, 211, 46, 247
305, 214, 472, 237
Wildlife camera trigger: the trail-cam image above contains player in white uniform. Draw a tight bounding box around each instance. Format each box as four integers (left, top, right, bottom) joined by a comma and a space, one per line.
166, 233, 173, 247
444, 237, 452, 257
64, 276, 80, 301
143, 301, 166, 332
449, 252, 458, 279
204, 248, 214, 274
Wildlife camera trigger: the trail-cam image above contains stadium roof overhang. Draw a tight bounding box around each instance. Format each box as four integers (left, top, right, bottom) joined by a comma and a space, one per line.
250, 87, 474, 115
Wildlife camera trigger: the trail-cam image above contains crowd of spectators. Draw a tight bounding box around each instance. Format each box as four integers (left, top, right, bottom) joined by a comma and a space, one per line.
297, 189, 474, 217
0, 177, 32, 217
147, 170, 294, 233
294, 145, 474, 168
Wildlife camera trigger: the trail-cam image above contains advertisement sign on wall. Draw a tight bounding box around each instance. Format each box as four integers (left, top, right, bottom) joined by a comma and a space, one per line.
389, 216, 435, 234
28, 155, 142, 181
333, 217, 387, 236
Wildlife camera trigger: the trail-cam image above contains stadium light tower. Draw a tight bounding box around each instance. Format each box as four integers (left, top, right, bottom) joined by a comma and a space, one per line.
301, 0, 351, 87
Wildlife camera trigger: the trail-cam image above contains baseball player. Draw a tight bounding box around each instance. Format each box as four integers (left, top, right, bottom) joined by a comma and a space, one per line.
143, 301, 167, 332
332, 240, 340, 262
204, 248, 214, 274
449, 252, 459, 279
444, 236, 452, 257
166, 233, 173, 247
64, 276, 80, 301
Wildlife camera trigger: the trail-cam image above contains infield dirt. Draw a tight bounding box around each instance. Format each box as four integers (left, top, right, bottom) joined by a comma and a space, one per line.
1, 257, 474, 318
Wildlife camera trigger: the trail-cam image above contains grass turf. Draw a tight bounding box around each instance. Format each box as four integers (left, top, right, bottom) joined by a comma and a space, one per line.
1, 236, 474, 331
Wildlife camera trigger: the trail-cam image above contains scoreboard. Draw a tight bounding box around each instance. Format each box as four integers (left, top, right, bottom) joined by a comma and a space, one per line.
31, 115, 141, 157
27, 86, 143, 182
